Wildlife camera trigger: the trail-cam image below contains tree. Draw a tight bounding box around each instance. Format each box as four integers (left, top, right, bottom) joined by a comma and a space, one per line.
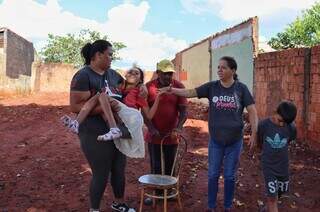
40, 29, 126, 67
268, 2, 320, 50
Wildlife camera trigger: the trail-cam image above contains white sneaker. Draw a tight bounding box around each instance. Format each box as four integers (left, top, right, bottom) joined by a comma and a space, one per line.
104, 80, 122, 98
97, 128, 122, 141
61, 115, 72, 126
61, 115, 79, 134
69, 120, 79, 134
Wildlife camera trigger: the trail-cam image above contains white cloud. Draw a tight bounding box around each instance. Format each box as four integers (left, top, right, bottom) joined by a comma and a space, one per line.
103, 2, 187, 69
0, 0, 98, 39
259, 35, 267, 43
180, 0, 210, 15
180, 0, 318, 21
0, 0, 187, 70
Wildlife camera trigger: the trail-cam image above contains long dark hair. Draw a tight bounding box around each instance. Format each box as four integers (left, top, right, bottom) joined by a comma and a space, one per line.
124, 67, 145, 89
81, 40, 112, 65
134, 67, 145, 85
220, 56, 238, 80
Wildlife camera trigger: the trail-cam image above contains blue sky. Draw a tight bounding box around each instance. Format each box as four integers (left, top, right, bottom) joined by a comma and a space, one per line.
31, 0, 230, 43
0, 0, 317, 69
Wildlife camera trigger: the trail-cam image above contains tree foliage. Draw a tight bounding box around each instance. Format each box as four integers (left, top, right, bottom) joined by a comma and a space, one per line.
40, 29, 126, 67
268, 2, 320, 50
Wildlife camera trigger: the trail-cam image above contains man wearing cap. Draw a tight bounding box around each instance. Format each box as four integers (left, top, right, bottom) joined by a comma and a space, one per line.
143, 59, 187, 203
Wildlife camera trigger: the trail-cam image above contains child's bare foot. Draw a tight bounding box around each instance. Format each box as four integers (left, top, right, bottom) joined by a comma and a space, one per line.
61, 115, 79, 134
97, 128, 122, 141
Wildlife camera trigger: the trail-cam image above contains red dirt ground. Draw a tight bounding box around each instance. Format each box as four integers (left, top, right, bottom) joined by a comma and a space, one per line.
0, 92, 319, 212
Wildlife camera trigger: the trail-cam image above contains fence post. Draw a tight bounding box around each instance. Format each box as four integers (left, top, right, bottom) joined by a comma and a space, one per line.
303, 48, 311, 141
208, 38, 213, 81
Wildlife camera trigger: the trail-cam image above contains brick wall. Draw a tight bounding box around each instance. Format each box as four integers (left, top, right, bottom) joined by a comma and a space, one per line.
254, 45, 320, 148
0, 48, 3, 75
308, 45, 320, 148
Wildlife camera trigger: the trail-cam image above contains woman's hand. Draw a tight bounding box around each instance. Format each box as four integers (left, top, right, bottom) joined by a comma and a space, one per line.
157, 85, 172, 94
155, 89, 167, 98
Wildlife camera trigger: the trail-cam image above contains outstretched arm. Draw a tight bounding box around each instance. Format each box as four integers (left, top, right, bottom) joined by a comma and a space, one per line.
159, 87, 198, 98
247, 104, 258, 151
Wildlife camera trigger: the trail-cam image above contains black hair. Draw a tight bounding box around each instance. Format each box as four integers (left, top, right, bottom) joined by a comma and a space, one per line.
135, 67, 145, 84
277, 101, 297, 124
220, 56, 238, 80
81, 40, 112, 65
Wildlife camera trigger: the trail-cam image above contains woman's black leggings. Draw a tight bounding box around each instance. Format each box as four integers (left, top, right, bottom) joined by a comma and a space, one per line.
79, 132, 126, 209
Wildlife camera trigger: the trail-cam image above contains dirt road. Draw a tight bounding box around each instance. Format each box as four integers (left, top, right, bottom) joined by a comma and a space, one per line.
0, 93, 319, 211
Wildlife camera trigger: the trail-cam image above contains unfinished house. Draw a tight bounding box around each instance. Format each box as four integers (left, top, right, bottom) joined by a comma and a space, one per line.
173, 37, 211, 90
173, 17, 258, 92
0, 28, 34, 93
